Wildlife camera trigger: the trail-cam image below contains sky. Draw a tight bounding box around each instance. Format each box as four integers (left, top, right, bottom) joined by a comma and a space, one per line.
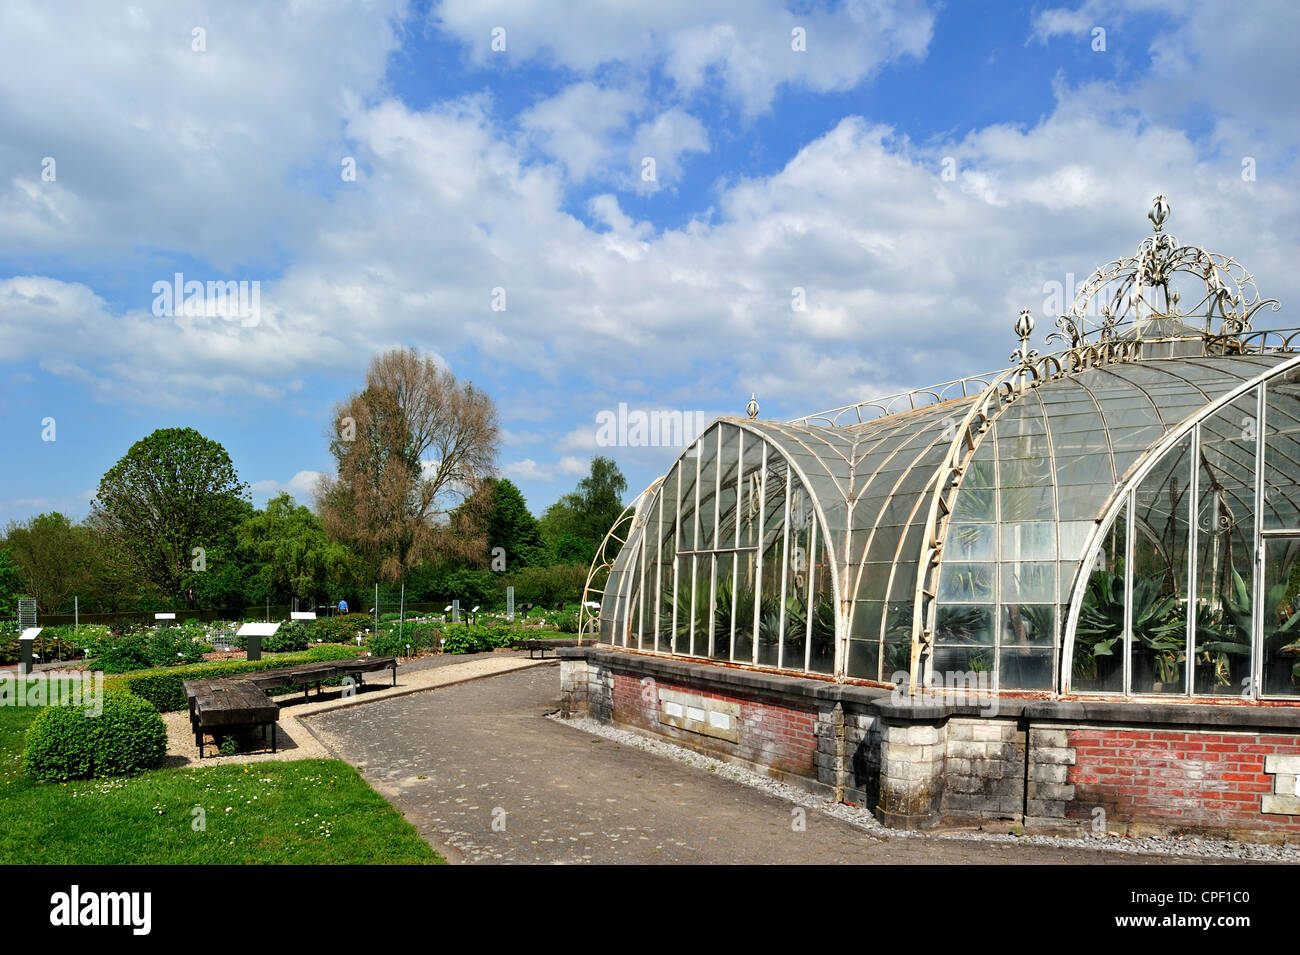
1, 0, 1298, 527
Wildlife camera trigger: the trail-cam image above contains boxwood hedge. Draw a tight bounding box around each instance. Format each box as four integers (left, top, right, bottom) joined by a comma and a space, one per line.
23, 690, 167, 781
119, 644, 361, 712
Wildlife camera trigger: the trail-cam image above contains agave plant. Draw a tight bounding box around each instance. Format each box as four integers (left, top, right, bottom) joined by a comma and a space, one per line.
1220, 567, 1300, 683
1075, 570, 1186, 684
934, 605, 990, 643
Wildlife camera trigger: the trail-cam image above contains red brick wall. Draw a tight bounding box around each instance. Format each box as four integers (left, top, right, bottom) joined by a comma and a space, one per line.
609, 669, 818, 777
1066, 728, 1300, 834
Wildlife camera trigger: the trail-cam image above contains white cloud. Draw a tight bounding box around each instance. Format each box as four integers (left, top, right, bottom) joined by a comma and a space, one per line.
627, 109, 709, 194
249, 470, 324, 504
520, 82, 643, 183
3, 0, 1299, 511
501, 458, 551, 481
0, 0, 407, 268
556, 455, 589, 477
434, 0, 935, 115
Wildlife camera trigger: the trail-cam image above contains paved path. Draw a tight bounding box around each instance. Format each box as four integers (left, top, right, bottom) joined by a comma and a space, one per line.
307, 664, 1210, 865
162, 652, 550, 769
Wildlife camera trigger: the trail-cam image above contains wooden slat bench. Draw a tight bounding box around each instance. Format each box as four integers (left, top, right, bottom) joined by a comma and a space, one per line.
241, 657, 397, 699
183, 678, 280, 758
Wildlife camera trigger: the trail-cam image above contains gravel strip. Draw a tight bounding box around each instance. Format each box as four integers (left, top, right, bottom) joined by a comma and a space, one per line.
553, 713, 1300, 863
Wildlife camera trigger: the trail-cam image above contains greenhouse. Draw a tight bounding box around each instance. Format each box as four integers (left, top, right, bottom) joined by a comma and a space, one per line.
564, 198, 1300, 838
585, 196, 1300, 704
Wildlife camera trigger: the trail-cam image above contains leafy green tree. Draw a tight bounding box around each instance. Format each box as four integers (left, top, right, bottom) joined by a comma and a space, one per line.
539, 456, 628, 563
91, 428, 250, 607
0, 547, 22, 617
470, 478, 544, 570
2, 512, 92, 614
77, 515, 155, 612
237, 494, 355, 607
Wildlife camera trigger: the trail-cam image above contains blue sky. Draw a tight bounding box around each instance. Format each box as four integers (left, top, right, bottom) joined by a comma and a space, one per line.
1, 0, 1298, 527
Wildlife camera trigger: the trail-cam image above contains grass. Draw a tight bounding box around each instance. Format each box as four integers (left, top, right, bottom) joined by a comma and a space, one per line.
0, 704, 443, 864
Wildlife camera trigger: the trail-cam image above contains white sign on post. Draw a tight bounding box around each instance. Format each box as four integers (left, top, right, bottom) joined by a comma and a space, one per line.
236, 623, 281, 637
290, 612, 317, 620
154, 612, 177, 621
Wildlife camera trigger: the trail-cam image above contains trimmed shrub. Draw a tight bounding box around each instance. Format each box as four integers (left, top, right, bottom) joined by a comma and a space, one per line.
23, 690, 166, 781
555, 612, 579, 634
121, 644, 361, 712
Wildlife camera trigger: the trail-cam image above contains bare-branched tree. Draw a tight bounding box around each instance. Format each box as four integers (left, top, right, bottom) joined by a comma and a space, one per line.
315, 347, 499, 581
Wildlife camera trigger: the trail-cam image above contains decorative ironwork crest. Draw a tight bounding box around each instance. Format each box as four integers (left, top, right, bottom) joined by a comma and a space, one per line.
1045, 195, 1280, 348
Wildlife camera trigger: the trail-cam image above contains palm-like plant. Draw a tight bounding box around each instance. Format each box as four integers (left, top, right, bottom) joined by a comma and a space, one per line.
1220, 567, 1300, 684
1075, 570, 1186, 685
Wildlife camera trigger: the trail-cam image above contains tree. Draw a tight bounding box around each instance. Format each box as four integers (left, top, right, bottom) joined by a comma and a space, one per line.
2, 512, 92, 614
315, 347, 499, 582
91, 428, 250, 607
78, 513, 155, 613
456, 478, 545, 571
0, 547, 22, 617
236, 494, 355, 607
539, 456, 629, 563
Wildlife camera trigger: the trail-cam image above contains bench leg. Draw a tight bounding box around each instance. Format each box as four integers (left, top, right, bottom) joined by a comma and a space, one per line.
271, 723, 277, 754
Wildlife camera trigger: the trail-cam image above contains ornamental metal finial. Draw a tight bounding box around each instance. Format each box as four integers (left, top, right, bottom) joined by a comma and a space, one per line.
746, 393, 760, 419
1044, 194, 1279, 348
1011, 309, 1038, 366
1148, 194, 1170, 233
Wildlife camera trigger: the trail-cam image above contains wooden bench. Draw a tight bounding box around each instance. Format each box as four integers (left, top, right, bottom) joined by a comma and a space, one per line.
241, 657, 397, 700
183, 678, 280, 758
182, 657, 397, 758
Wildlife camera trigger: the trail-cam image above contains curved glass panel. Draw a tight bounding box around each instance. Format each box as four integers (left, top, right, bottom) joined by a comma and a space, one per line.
946, 355, 1289, 689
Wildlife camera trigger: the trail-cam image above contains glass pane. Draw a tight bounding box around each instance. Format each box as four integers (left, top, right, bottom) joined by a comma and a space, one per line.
698, 430, 720, 549
1194, 393, 1257, 695
1261, 538, 1300, 697
1073, 507, 1126, 692
1002, 562, 1055, 602
808, 533, 835, 675
937, 562, 994, 602
931, 645, 994, 680
712, 553, 735, 661
678, 450, 699, 551
1265, 369, 1300, 529
882, 602, 912, 681
1000, 522, 1056, 561
948, 523, 995, 561
933, 604, 994, 645
783, 475, 813, 669
848, 599, 883, 681
1002, 604, 1055, 648
1130, 434, 1191, 695
999, 648, 1054, 690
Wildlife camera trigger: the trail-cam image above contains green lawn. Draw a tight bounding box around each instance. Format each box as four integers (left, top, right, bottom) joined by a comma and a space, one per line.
0, 705, 442, 864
